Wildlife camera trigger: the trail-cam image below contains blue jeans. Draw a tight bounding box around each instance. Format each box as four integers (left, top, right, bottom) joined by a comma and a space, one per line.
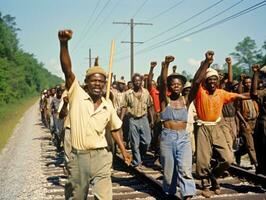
160, 128, 196, 197
129, 116, 151, 166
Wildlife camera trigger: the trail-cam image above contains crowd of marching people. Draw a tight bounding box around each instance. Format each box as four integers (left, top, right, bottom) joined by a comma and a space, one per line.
38, 29, 266, 200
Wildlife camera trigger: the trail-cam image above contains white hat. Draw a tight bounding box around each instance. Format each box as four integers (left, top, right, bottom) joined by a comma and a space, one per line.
260, 65, 266, 73
205, 68, 219, 79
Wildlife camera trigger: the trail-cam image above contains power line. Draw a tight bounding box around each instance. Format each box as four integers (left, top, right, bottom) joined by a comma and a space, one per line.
72, 0, 102, 51
115, 0, 266, 63
136, 0, 245, 54
142, 0, 225, 44
112, 0, 150, 41
132, 0, 150, 18
136, 0, 266, 55
113, 18, 152, 77
144, 0, 186, 22
74, 0, 112, 53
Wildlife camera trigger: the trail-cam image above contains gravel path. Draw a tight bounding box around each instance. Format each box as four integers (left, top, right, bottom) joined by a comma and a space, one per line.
0, 102, 47, 200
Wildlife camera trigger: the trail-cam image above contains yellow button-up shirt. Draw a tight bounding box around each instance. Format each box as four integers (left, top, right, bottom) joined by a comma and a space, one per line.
68, 78, 122, 150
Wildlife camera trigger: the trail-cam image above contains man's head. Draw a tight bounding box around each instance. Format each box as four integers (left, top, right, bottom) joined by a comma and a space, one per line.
84, 65, 107, 99
205, 68, 219, 93
56, 86, 63, 99
132, 73, 143, 89
117, 78, 126, 92
182, 81, 191, 96
243, 76, 252, 92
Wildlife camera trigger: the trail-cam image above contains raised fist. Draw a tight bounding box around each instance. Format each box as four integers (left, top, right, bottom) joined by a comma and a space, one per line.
252, 64, 260, 72
58, 29, 73, 42
165, 55, 175, 64
150, 61, 157, 68
205, 50, 214, 64
225, 57, 232, 65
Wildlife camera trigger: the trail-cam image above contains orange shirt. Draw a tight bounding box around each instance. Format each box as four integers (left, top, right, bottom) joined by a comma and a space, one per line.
195, 85, 239, 121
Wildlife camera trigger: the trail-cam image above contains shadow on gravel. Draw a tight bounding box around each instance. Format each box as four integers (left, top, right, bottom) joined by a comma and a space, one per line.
33, 136, 51, 141
221, 183, 266, 193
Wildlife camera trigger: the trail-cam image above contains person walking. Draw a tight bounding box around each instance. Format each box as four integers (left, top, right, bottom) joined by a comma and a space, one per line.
58, 29, 131, 200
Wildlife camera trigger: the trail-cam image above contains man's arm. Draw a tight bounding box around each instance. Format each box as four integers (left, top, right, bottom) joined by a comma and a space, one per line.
188, 51, 214, 105
111, 130, 132, 165
58, 29, 75, 89
226, 57, 233, 83
251, 64, 260, 97
147, 61, 157, 91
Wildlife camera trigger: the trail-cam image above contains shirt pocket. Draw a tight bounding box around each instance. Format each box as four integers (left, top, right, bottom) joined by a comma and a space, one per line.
92, 111, 110, 134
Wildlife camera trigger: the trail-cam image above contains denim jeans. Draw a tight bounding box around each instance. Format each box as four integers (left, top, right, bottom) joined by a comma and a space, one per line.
129, 116, 151, 166
160, 128, 196, 197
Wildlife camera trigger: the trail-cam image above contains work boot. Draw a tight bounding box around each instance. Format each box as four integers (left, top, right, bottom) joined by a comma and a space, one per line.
210, 175, 221, 195
201, 179, 212, 198
202, 187, 212, 198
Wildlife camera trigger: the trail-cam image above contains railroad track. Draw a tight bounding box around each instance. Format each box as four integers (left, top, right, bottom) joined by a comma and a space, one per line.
39, 128, 266, 200
40, 130, 164, 200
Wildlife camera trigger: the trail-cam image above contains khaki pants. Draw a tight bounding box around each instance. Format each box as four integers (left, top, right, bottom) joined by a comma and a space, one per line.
236, 119, 257, 165
196, 123, 234, 180
65, 148, 113, 200
220, 116, 237, 156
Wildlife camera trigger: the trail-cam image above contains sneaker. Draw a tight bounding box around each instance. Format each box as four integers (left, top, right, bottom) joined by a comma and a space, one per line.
202, 187, 212, 198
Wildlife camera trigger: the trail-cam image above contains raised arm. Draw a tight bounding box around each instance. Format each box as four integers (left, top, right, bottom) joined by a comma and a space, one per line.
251, 64, 260, 97
147, 61, 157, 91
226, 57, 233, 83
188, 50, 214, 105
159, 56, 175, 109
58, 29, 75, 89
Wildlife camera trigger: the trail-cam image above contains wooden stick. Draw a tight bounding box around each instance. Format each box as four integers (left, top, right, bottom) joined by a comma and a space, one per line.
106, 40, 115, 100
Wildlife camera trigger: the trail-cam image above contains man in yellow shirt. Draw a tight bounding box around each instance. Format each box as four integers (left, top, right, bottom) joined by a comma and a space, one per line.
58, 29, 131, 200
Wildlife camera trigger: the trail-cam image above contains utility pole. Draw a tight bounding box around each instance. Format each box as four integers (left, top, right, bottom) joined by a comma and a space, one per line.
113, 18, 152, 78
86, 48, 96, 68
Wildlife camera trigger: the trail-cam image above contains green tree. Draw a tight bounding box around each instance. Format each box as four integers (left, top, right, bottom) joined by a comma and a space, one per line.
230, 36, 260, 74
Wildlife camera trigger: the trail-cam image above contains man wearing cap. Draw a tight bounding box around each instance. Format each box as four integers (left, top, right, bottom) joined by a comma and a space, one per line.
58, 29, 131, 200
188, 51, 248, 198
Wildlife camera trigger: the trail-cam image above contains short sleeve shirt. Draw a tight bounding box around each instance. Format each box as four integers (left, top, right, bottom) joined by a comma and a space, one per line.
195, 85, 239, 121
68, 78, 122, 150
122, 87, 153, 117
149, 86, 161, 113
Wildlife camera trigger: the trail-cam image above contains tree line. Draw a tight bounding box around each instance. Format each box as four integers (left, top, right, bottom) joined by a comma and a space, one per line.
0, 12, 63, 106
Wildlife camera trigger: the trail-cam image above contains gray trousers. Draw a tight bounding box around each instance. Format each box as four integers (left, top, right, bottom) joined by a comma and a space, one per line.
65, 148, 113, 200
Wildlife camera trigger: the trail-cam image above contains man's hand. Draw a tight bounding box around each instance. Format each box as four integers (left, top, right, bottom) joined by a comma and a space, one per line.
150, 61, 157, 68
165, 55, 175, 64
205, 50, 214, 65
252, 64, 260, 72
225, 57, 232, 65
63, 96, 69, 104
122, 151, 132, 166
58, 29, 73, 42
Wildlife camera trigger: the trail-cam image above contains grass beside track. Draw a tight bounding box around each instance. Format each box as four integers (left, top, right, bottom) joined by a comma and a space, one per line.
0, 97, 38, 152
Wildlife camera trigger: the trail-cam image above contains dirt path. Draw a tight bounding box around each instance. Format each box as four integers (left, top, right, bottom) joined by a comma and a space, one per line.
0, 102, 47, 200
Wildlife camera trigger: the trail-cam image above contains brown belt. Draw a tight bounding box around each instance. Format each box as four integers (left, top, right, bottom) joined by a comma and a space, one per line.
162, 120, 187, 131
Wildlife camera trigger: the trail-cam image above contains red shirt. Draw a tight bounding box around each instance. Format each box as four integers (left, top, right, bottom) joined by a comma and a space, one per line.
149, 86, 161, 113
